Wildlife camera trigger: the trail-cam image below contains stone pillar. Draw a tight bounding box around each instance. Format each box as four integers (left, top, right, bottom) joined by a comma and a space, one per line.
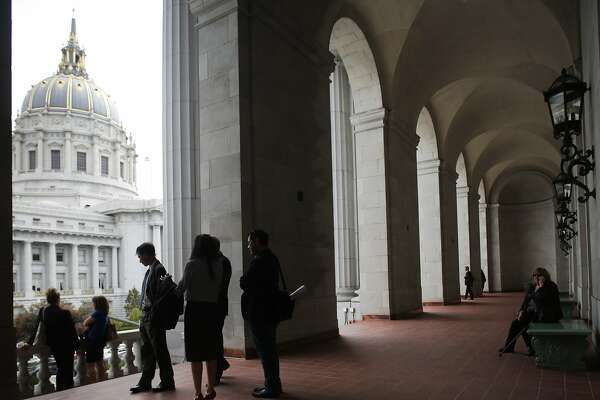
132, 154, 137, 185
152, 225, 162, 260
91, 136, 98, 176
111, 246, 119, 289
91, 245, 99, 291
22, 241, 32, 296
417, 159, 444, 303
71, 244, 79, 292
330, 59, 359, 301
64, 132, 72, 176
47, 242, 57, 289
14, 135, 21, 173
456, 185, 470, 295
36, 133, 44, 173
487, 204, 502, 291
112, 143, 120, 179
479, 202, 489, 291
438, 166, 461, 304
467, 190, 482, 295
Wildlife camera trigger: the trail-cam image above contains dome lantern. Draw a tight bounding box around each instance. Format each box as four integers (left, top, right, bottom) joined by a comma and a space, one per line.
58, 11, 87, 78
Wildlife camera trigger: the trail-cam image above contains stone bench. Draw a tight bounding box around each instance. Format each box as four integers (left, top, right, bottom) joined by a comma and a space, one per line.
560, 298, 578, 319
528, 320, 591, 370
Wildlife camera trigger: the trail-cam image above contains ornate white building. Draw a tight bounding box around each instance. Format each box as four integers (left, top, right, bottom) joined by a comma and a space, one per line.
12, 17, 162, 317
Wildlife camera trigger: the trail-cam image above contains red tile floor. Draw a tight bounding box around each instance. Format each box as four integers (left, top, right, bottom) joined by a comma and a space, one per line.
38, 293, 600, 400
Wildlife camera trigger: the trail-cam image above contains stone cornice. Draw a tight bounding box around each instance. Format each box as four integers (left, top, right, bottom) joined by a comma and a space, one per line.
13, 226, 121, 241
350, 108, 386, 133
388, 117, 420, 150
417, 159, 441, 176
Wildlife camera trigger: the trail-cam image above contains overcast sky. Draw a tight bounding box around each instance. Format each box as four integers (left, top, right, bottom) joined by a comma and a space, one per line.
12, 0, 163, 199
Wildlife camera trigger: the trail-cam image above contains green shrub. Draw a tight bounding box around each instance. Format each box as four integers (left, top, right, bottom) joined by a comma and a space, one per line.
124, 288, 140, 318
128, 307, 142, 322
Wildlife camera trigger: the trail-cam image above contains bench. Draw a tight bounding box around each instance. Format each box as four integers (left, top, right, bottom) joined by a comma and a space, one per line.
527, 319, 591, 370
560, 298, 578, 319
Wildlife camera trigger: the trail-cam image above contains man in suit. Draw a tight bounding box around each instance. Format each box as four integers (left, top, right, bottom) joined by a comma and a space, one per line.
27, 288, 79, 391
464, 266, 474, 300
213, 236, 232, 385
241, 230, 283, 399
130, 242, 175, 394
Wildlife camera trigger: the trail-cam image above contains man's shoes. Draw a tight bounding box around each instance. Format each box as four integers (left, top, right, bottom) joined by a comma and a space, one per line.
253, 387, 266, 393
498, 347, 514, 354
152, 382, 176, 392
252, 387, 281, 398
130, 385, 151, 394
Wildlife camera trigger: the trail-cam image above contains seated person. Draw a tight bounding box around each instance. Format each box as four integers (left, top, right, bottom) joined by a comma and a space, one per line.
500, 267, 562, 355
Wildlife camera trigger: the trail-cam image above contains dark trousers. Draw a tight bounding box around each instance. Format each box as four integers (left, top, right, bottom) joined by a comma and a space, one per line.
504, 312, 534, 352
250, 320, 281, 392
217, 314, 229, 374
465, 285, 474, 300
53, 350, 74, 391
138, 319, 174, 387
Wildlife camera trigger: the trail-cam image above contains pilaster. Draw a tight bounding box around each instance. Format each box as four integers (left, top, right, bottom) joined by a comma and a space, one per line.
487, 204, 502, 291
47, 242, 57, 289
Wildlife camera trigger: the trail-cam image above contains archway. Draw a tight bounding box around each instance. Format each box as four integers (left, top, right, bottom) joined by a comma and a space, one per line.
455, 153, 471, 295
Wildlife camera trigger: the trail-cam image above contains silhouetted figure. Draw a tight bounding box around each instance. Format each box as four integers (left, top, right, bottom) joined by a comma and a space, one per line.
27, 288, 79, 391
177, 234, 225, 400
464, 266, 474, 300
500, 267, 562, 356
83, 295, 110, 382
480, 269, 487, 292
212, 236, 232, 385
241, 230, 283, 398
130, 242, 175, 394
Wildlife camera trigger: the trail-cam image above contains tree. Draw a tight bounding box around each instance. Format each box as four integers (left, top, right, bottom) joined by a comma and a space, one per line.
124, 288, 141, 321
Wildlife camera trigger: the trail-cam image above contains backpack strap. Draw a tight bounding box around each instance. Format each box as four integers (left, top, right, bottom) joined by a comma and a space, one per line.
277, 263, 288, 292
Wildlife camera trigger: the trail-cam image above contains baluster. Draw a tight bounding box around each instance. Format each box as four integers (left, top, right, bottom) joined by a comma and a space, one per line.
75, 349, 87, 387
109, 340, 123, 378
124, 339, 138, 375
36, 346, 55, 394
16, 345, 34, 398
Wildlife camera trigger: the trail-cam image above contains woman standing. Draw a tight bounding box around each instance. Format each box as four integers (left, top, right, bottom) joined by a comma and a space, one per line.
83, 296, 110, 382
178, 234, 225, 400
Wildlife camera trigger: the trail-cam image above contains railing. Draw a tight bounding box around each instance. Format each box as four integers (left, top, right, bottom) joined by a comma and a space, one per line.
16, 329, 141, 399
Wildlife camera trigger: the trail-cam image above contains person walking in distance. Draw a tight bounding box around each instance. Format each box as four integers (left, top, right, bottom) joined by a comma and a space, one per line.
241, 230, 283, 398
464, 266, 474, 300
480, 269, 487, 293
130, 242, 175, 394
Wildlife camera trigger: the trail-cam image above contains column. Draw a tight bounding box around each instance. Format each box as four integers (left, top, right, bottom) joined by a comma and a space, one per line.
71, 244, 79, 292
91, 136, 98, 176
127, 152, 133, 184
467, 190, 482, 295
438, 166, 461, 304
417, 159, 444, 303
132, 154, 137, 185
456, 185, 470, 295
112, 143, 120, 179
47, 242, 57, 289
14, 135, 22, 173
331, 58, 359, 302
111, 246, 119, 289
64, 132, 72, 176
22, 241, 32, 296
36, 133, 44, 173
152, 225, 162, 260
91, 245, 99, 292
487, 204, 502, 291
479, 202, 489, 291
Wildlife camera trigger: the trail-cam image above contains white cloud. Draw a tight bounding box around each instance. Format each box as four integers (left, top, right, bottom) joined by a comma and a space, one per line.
12, 0, 163, 199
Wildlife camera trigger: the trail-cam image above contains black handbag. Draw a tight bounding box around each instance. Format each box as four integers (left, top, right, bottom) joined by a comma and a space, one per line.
275, 264, 295, 322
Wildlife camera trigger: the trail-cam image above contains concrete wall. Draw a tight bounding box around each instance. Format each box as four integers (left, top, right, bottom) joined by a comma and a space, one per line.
498, 200, 557, 291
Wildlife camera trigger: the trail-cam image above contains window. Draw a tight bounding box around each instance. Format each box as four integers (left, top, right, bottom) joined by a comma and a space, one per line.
32, 273, 43, 292
120, 161, 124, 179
101, 156, 109, 176
33, 218, 40, 224
98, 249, 105, 264
51, 149, 61, 170
57, 273, 66, 291
79, 273, 88, 290
56, 248, 64, 263
57, 220, 64, 225
78, 249, 87, 264
28, 150, 36, 170
32, 246, 41, 262
77, 152, 87, 172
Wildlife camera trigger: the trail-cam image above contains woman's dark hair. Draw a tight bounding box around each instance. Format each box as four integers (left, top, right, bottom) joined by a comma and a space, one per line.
46, 288, 60, 305
249, 229, 269, 246
92, 296, 110, 314
190, 234, 218, 279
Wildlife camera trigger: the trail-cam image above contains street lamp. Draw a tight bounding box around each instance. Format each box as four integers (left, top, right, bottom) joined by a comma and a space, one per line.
543, 68, 587, 141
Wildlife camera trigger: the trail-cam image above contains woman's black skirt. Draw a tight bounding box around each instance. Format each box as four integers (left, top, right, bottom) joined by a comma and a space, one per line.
184, 301, 221, 362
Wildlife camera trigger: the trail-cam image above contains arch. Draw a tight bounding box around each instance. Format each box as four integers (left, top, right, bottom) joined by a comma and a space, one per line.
416, 106, 444, 303
329, 17, 396, 319
456, 153, 471, 295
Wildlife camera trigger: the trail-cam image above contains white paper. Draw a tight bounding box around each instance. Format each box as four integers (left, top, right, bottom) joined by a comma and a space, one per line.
289, 285, 306, 299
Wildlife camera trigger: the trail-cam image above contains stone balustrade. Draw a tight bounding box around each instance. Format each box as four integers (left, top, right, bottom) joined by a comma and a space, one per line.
16, 329, 141, 399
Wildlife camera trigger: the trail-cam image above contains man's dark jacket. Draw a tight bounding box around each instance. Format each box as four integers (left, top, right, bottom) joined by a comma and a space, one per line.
519, 281, 563, 323
218, 253, 232, 316
240, 249, 280, 322
464, 271, 474, 286
142, 260, 167, 320
28, 305, 79, 352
